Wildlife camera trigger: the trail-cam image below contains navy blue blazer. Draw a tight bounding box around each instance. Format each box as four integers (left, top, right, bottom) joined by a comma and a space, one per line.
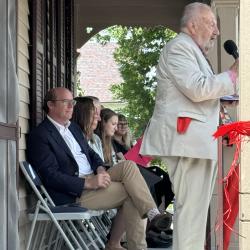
27, 118, 104, 205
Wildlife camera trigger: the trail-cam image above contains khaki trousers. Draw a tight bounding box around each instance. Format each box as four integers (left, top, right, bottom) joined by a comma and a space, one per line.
78, 160, 156, 250
161, 156, 217, 250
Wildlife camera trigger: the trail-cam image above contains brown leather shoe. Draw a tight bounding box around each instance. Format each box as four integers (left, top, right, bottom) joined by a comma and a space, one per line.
147, 212, 172, 232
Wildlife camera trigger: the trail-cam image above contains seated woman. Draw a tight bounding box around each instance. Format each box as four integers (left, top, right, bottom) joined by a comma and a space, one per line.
113, 114, 133, 156
73, 96, 104, 160
113, 113, 174, 211
96, 108, 173, 231
72, 97, 126, 250
95, 108, 120, 166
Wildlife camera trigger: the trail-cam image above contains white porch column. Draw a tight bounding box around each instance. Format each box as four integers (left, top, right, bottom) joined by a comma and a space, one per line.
211, 0, 239, 72
239, 0, 250, 249
209, 1, 239, 249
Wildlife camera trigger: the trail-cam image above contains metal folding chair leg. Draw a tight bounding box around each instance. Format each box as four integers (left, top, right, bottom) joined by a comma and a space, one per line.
34, 221, 45, 250
37, 221, 50, 250
54, 228, 64, 250
67, 221, 89, 250
77, 220, 100, 250
85, 220, 105, 249
47, 215, 76, 250
62, 220, 86, 249
26, 201, 41, 250
102, 211, 113, 227
91, 216, 109, 242
47, 223, 58, 249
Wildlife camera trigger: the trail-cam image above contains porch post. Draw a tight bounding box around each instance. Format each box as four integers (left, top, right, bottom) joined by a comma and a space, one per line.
209, 0, 240, 249
239, 0, 250, 248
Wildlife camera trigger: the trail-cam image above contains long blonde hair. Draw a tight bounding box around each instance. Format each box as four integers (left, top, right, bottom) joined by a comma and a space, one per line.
95, 108, 118, 165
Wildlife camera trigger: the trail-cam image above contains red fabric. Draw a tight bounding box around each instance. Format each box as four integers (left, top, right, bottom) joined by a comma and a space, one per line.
213, 121, 250, 145
213, 121, 250, 249
223, 164, 239, 250
124, 137, 153, 167
177, 117, 192, 134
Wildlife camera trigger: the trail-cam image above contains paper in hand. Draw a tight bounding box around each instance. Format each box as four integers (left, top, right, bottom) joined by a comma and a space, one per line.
220, 95, 239, 102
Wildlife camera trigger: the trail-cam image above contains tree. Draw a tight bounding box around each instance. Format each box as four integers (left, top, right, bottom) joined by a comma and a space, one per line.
95, 26, 176, 137
76, 71, 84, 96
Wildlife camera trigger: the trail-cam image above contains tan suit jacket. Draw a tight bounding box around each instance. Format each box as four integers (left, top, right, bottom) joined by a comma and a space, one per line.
140, 33, 235, 160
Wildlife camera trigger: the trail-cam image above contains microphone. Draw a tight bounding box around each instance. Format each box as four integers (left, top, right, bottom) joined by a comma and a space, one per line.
223, 40, 239, 59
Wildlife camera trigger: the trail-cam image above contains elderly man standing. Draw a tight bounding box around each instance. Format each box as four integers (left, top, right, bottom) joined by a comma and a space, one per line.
140, 2, 238, 250
27, 87, 171, 250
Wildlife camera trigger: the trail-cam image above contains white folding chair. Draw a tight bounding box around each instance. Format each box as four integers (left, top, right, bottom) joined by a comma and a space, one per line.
20, 161, 105, 250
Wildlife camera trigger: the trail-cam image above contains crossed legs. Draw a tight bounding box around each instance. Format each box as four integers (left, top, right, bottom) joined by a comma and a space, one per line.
78, 161, 156, 250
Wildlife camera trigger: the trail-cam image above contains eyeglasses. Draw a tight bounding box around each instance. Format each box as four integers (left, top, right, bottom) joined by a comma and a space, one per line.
50, 99, 76, 106
118, 122, 128, 127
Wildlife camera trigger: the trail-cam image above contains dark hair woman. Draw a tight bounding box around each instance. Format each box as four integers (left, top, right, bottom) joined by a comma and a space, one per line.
112, 114, 133, 155
72, 99, 126, 250
72, 96, 104, 161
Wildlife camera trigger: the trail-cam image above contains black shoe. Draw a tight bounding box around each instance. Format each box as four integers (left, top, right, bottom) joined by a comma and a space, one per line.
147, 212, 172, 232
164, 228, 173, 235
161, 231, 173, 240
146, 230, 172, 248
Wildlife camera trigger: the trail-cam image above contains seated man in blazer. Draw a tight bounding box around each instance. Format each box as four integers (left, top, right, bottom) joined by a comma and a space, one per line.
27, 87, 171, 250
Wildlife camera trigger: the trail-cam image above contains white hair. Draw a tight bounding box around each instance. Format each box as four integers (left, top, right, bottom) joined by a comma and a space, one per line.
180, 2, 211, 30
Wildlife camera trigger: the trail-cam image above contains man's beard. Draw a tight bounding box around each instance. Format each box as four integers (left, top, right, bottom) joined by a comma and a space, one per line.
204, 39, 216, 54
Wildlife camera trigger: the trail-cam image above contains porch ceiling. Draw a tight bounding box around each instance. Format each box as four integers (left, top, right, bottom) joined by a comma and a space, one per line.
75, 0, 211, 48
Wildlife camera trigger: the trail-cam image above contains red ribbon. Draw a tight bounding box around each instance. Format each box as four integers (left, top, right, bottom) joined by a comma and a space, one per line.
213, 121, 250, 250
223, 164, 239, 250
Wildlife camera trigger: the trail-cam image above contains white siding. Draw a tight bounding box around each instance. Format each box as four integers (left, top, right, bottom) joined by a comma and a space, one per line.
18, 0, 31, 248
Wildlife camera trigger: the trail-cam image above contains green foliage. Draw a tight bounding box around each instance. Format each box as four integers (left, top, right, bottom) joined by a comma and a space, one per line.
95, 26, 176, 137
76, 71, 84, 96
151, 157, 168, 171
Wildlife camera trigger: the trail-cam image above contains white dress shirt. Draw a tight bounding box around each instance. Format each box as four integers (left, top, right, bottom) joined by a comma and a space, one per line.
47, 116, 93, 176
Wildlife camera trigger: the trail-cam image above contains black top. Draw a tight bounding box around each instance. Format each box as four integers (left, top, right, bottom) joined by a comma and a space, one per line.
112, 139, 128, 155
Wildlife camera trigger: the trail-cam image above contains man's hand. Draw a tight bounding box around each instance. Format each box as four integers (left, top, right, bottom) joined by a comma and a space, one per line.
96, 166, 107, 174
116, 152, 125, 161
229, 59, 239, 76
84, 172, 111, 190
221, 101, 238, 107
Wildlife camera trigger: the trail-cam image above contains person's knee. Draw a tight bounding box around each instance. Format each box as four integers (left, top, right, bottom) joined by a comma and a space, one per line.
123, 160, 138, 172
108, 182, 128, 198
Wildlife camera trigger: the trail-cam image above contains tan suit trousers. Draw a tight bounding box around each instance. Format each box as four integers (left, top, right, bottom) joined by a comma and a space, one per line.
162, 156, 217, 250
78, 160, 156, 250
